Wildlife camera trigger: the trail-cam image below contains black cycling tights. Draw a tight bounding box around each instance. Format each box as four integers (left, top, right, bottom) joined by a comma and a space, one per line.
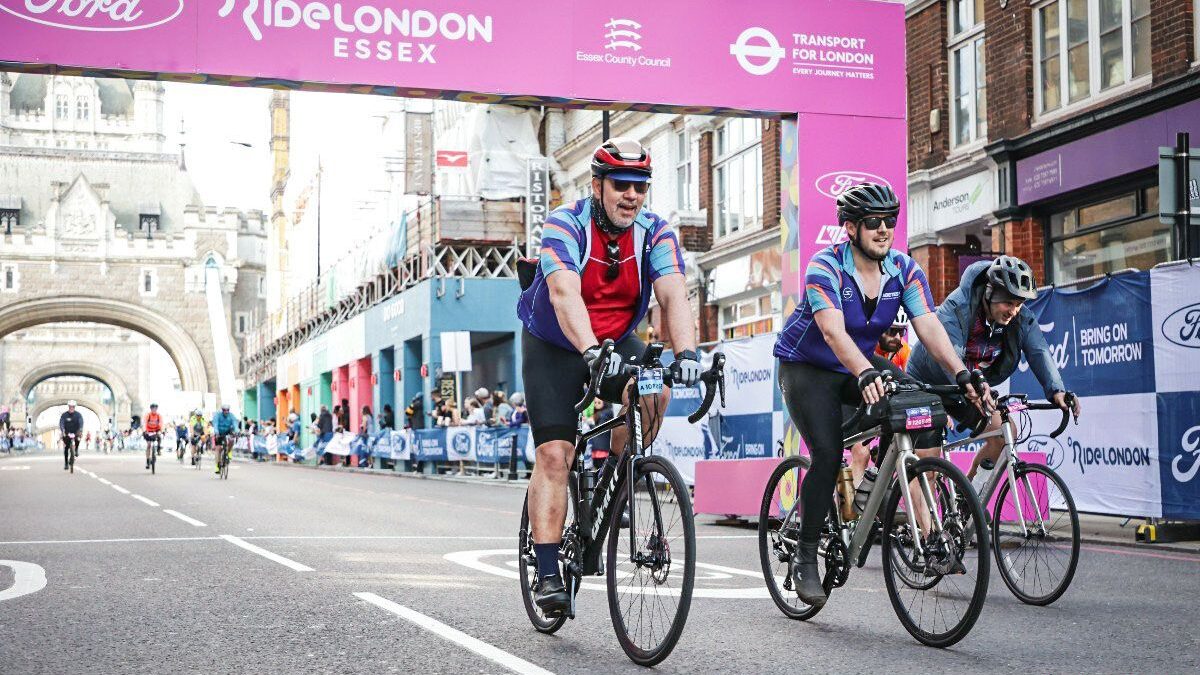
778, 355, 905, 544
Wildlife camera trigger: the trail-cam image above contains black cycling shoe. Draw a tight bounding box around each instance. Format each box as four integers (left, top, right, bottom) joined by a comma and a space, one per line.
533, 575, 570, 616
791, 541, 827, 607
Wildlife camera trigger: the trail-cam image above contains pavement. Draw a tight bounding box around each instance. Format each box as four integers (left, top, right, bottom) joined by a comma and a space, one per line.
2, 450, 1198, 674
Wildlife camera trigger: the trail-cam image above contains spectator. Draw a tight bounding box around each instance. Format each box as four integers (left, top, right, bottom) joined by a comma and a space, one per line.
405, 394, 424, 430
339, 398, 350, 430
437, 399, 461, 427
428, 389, 445, 427
471, 388, 493, 425
381, 404, 395, 430
332, 405, 343, 433
590, 399, 615, 470
0, 405, 10, 433
288, 413, 301, 445
464, 398, 486, 426
508, 392, 528, 428
317, 405, 334, 463
492, 392, 512, 428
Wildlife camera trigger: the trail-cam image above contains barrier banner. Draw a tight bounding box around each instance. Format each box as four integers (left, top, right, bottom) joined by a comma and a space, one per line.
445, 426, 476, 461
476, 427, 516, 464
323, 432, 355, 457
413, 429, 447, 461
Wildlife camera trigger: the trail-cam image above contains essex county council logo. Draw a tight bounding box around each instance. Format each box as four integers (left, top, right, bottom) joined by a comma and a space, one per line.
729, 26, 785, 76
604, 18, 641, 51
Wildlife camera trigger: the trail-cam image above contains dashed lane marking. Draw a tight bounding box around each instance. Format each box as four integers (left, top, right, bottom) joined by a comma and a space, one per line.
131, 494, 160, 507
110, 485, 130, 495
354, 592, 554, 675
219, 534, 314, 572
162, 510, 207, 527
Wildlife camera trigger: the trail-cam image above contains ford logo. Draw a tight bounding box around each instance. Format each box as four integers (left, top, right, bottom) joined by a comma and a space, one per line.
1027, 434, 1064, 471
814, 171, 892, 200
1162, 302, 1200, 349
452, 433, 471, 454
0, 0, 184, 32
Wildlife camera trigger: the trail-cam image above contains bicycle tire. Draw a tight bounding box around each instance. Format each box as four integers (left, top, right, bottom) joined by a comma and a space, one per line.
517, 494, 568, 634
881, 456, 990, 648
606, 455, 695, 667
151, 448, 156, 475
222, 451, 231, 480
758, 454, 828, 620
991, 463, 1080, 606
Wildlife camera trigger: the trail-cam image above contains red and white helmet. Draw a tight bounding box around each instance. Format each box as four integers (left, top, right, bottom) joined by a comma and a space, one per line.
590, 137, 652, 182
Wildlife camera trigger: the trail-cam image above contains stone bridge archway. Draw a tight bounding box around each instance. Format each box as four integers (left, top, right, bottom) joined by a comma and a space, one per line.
18, 362, 133, 428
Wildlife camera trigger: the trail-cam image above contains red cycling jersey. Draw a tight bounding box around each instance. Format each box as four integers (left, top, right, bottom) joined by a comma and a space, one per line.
145, 411, 163, 433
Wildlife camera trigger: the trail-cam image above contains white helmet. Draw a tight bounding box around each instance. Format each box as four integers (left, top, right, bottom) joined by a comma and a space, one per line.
892, 307, 910, 328
67, 400, 78, 407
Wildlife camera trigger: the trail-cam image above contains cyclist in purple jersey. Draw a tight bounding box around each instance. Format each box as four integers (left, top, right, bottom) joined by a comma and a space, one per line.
773, 182, 989, 607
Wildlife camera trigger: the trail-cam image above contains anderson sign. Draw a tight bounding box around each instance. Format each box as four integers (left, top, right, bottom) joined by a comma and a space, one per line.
0, 0, 904, 117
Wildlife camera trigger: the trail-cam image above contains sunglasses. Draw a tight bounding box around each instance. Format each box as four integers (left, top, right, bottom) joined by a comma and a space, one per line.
608, 178, 650, 194
605, 241, 622, 281
858, 215, 898, 230
884, 326, 906, 337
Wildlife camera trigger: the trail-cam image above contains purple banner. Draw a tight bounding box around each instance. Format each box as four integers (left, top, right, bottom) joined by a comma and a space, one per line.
1017, 98, 1200, 204
0, 0, 905, 118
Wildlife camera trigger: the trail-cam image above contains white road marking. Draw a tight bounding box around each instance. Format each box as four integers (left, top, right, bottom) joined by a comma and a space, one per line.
0, 466, 30, 471
162, 510, 207, 527
444, 549, 771, 599
97, 478, 112, 485
219, 534, 314, 572
110, 485, 131, 495
0, 560, 48, 602
243, 535, 514, 541
354, 592, 554, 675
131, 494, 160, 507
0, 536, 219, 545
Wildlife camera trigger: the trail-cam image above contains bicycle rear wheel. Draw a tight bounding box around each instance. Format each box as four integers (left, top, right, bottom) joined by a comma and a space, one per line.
758, 454, 828, 620
882, 457, 990, 648
992, 463, 1079, 606
151, 448, 156, 475
606, 455, 695, 667
517, 494, 568, 634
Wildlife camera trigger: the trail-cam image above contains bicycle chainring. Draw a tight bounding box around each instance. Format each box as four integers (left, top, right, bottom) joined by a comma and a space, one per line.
822, 534, 851, 588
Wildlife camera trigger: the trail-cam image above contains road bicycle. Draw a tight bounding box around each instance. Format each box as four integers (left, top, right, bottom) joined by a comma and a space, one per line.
759, 375, 990, 647
63, 433, 79, 474
146, 432, 160, 475
945, 392, 1081, 606
217, 435, 232, 480
177, 435, 187, 463
518, 340, 725, 666
191, 436, 204, 470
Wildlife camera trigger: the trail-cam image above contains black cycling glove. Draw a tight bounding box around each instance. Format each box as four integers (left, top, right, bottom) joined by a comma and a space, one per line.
583, 345, 622, 379
670, 350, 702, 387
857, 368, 883, 393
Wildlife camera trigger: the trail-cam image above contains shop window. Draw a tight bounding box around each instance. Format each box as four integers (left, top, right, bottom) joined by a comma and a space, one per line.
1049, 186, 1170, 283
949, 1, 986, 148
675, 127, 692, 211
1035, 0, 1152, 117
713, 118, 763, 240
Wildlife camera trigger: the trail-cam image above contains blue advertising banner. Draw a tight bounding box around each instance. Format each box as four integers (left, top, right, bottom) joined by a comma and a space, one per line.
413, 429, 447, 461
476, 427, 517, 463
1012, 272, 1155, 397
1157, 391, 1200, 520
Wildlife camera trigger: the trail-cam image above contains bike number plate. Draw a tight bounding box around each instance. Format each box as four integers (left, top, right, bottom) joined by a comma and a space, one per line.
904, 406, 933, 430
1006, 399, 1029, 413
638, 369, 664, 396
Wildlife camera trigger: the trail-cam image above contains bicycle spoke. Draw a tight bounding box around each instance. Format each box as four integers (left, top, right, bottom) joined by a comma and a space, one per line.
992, 465, 1079, 604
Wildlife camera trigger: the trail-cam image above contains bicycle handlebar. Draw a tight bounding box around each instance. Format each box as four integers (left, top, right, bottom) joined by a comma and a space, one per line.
574, 339, 616, 415
997, 391, 1077, 439
573, 343, 727, 424
840, 371, 987, 438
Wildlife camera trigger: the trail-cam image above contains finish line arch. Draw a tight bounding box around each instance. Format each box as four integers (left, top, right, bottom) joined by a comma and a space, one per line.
0, 297, 210, 395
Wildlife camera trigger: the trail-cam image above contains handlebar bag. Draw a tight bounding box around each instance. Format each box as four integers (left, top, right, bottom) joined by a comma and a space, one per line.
884, 391, 947, 435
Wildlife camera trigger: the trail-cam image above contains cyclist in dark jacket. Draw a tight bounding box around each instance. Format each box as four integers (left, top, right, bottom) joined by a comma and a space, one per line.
908, 256, 1081, 479
59, 401, 84, 470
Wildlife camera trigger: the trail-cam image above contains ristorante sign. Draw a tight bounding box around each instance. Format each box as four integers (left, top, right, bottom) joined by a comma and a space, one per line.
0, 0, 904, 117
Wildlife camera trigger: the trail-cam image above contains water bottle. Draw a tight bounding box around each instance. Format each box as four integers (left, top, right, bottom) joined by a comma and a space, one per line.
971, 458, 995, 495
854, 467, 878, 514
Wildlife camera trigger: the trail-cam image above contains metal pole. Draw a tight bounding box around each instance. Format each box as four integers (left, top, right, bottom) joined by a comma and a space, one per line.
602, 111, 610, 141
507, 432, 519, 481
1179, 132, 1194, 258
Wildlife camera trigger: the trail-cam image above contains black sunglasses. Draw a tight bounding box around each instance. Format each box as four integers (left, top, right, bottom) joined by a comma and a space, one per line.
605, 241, 622, 281
884, 326, 906, 336
858, 215, 898, 230
608, 178, 650, 194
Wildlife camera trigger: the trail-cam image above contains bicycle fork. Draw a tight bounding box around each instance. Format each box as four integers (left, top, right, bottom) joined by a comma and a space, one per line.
894, 435, 944, 565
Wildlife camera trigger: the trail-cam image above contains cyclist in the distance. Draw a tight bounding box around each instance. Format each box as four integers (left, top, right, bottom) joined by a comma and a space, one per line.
143, 403, 163, 469
516, 137, 701, 616
59, 400, 84, 470
773, 182, 987, 607
212, 404, 237, 475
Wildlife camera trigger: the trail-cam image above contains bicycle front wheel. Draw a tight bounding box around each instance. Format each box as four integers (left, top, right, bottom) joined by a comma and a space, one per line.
758, 454, 827, 620
992, 463, 1079, 606
606, 455, 695, 667
882, 457, 990, 648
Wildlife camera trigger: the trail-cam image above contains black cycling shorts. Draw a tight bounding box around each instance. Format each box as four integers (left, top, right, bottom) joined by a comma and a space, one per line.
521, 329, 647, 447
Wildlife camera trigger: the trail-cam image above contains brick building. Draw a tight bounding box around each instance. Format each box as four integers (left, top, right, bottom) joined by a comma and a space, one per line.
906, 0, 1199, 301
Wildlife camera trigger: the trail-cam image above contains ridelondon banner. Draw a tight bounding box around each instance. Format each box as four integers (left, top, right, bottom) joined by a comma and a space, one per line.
0, 0, 904, 117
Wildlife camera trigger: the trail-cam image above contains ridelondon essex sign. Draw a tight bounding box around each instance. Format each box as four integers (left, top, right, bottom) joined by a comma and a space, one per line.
0, 0, 904, 118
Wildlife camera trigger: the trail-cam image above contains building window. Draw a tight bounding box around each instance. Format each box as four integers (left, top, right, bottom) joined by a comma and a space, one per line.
235, 312, 250, 336
139, 214, 159, 237
1048, 186, 1170, 283
76, 97, 90, 121
139, 268, 158, 297
257, 276, 266, 298
1035, 0, 1152, 116
674, 127, 692, 211
719, 291, 779, 340
2, 264, 18, 293
55, 95, 69, 120
0, 208, 18, 235
713, 118, 763, 240
949, 0, 986, 148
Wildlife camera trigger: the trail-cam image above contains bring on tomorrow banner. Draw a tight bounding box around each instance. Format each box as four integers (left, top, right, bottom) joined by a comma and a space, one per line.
652, 264, 1199, 519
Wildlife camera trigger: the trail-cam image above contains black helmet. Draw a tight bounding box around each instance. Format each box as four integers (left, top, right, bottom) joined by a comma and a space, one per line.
986, 255, 1038, 301
836, 183, 899, 223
